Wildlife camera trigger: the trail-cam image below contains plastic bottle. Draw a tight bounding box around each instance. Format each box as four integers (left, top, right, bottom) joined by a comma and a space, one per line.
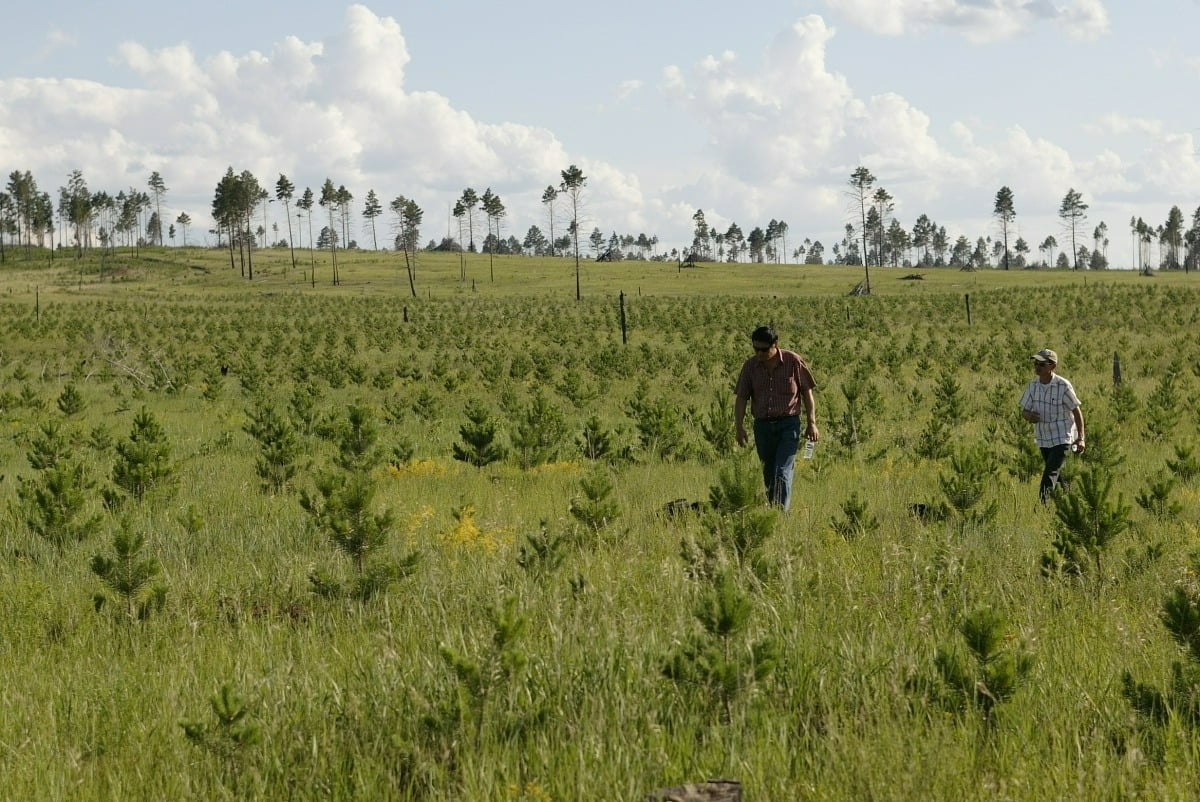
803, 439, 816, 460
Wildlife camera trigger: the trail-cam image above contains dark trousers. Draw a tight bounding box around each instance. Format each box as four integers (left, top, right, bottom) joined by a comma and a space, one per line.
1039, 444, 1069, 502
753, 416, 801, 510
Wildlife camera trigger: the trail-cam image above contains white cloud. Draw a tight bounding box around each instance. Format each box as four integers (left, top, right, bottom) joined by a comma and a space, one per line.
35, 29, 78, 61
0, 4, 643, 241
654, 12, 1196, 251
662, 16, 856, 185
0, 4, 1186, 255
614, 79, 643, 102
826, 0, 1110, 42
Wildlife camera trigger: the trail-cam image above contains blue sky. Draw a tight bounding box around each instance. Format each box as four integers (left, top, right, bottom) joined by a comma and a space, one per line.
4, 0, 1199, 263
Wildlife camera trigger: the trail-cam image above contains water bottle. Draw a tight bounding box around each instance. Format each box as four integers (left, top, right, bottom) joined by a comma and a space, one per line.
802, 439, 816, 460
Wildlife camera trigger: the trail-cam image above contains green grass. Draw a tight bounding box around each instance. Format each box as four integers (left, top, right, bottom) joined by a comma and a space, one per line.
1, 246, 1199, 799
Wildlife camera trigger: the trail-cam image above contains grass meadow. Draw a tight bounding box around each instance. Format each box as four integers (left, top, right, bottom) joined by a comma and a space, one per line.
2, 246, 1200, 800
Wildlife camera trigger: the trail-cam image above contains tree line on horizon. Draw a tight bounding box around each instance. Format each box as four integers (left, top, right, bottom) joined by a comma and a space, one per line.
3, 165, 1199, 283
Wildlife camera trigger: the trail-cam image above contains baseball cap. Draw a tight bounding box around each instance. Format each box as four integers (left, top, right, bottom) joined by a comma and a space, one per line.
1031, 348, 1058, 364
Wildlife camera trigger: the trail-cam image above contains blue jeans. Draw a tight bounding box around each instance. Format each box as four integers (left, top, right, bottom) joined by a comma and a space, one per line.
753, 416, 801, 510
1039, 444, 1069, 502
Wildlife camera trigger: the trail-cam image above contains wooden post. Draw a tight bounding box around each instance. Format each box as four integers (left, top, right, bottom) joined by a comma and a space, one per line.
1113, 352, 1122, 386
36, 286, 40, 323
619, 291, 628, 345
965, 293, 972, 326
403, 306, 409, 323
646, 779, 741, 802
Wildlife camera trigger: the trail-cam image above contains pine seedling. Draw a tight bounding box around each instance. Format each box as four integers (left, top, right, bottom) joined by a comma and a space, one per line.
301, 471, 392, 575
200, 362, 223, 402
577, 414, 617, 461
300, 470, 418, 598
388, 435, 416, 469
626, 381, 688, 460
243, 404, 301, 493
510, 391, 568, 469
830, 491, 880, 540
914, 416, 952, 460
835, 376, 875, 450
568, 470, 621, 533
181, 683, 262, 789
1122, 554, 1200, 753
1162, 571, 1200, 663
1077, 414, 1124, 472
17, 461, 103, 552
662, 570, 780, 723
556, 367, 599, 406
332, 403, 382, 472
708, 456, 763, 514
87, 424, 113, 453
439, 595, 529, 749
310, 556, 420, 602
288, 381, 322, 434
176, 503, 205, 536
19, 385, 44, 410
90, 522, 167, 622
933, 607, 1034, 725
1042, 467, 1131, 580
937, 445, 999, 530
1000, 412, 1043, 481
1108, 381, 1139, 423
932, 373, 968, 424
700, 507, 776, 577
516, 520, 566, 576
1135, 472, 1182, 519
699, 390, 736, 457
1144, 368, 1181, 440
698, 456, 779, 577
1166, 445, 1200, 482
56, 383, 85, 417
26, 419, 70, 470
453, 399, 507, 467
111, 407, 174, 501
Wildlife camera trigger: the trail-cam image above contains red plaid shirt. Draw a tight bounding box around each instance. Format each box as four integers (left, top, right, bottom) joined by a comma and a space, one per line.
735, 349, 816, 420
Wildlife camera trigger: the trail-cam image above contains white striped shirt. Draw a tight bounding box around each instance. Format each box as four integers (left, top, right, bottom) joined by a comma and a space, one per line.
1020, 374, 1081, 448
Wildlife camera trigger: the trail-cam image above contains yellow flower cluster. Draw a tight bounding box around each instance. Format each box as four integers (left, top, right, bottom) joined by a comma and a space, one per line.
405, 505, 435, 538
507, 782, 552, 802
387, 458, 448, 478
439, 505, 513, 553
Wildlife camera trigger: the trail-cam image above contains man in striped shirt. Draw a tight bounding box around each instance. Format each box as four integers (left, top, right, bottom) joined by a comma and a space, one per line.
1019, 348, 1085, 502
734, 325, 819, 511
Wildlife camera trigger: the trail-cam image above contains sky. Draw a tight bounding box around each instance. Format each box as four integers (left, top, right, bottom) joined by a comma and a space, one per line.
3, 0, 1199, 265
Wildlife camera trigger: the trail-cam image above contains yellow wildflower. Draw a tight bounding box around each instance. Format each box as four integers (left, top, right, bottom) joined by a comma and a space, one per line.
439, 505, 514, 553
388, 458, 448, 478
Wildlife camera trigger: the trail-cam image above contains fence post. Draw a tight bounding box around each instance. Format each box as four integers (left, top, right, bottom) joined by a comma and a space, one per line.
1113, 352, 1122, 386
619, 291, 628, 345
965, 293, 972, 326
403, 306, 409, 323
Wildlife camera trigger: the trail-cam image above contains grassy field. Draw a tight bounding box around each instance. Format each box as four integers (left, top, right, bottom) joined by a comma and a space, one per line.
2, 246, 1199, 800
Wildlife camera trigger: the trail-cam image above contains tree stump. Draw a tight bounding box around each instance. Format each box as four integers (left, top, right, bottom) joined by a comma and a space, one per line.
645, 779, 742, 802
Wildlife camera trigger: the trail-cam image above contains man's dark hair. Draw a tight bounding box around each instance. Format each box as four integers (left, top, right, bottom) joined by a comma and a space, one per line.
751, 325, 778, 344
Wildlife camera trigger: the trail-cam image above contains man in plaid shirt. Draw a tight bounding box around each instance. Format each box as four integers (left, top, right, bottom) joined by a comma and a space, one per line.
734, 326, 819, 510
1020, 348, 1086, 502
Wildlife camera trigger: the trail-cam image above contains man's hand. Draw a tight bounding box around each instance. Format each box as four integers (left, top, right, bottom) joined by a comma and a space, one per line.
736, 425, 748, 447
805, 422, 820, 442
1021, 408, 1040, 423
